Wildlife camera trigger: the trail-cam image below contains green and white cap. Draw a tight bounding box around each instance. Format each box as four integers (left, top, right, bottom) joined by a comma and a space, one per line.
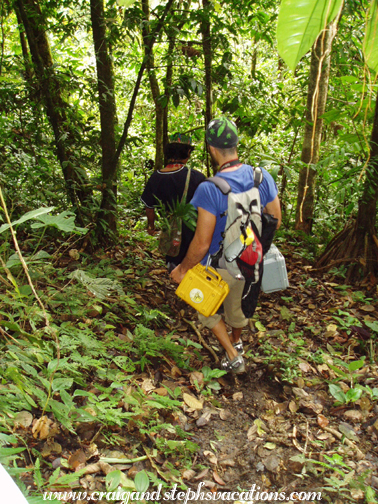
206, 118, 238, 148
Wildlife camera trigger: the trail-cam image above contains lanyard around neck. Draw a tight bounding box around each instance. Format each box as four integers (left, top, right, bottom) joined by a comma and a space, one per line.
218, 159, 241, 172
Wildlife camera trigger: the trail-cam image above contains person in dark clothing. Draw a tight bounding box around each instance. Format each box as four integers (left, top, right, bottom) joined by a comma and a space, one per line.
141, 133, 205, 268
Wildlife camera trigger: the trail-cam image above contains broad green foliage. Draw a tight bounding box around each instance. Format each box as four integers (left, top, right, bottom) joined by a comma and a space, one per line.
0, 207, 87, 235
0, 207, 54, 234
363, 0, 378, 75
277, 0, 343, 71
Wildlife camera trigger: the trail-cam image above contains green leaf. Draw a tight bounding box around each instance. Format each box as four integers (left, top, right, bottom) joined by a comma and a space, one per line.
277, 0, 343, 71
348, 359, 365, 372
255, 321, 266, 331
105, 470, 122, 491
0, 447, 26, 456
0, 207, 55, 234
52, 378, 73, 392
329, 384, 346, 403
31, 211, 87, 234
366, 320, 378, 333
135, 470, 149, 493
363, 0, 378, 75
345, 387, 362, 403
328, 364, 348, 378
117, 0, 137, 6
366, 486, 378, 503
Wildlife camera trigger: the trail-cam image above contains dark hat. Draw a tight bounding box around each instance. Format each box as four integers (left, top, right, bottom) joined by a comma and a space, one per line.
206, 118, 238, 148
169, 132, 193, 145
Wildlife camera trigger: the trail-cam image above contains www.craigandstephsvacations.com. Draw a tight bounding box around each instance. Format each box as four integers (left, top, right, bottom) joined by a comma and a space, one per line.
43, 482, 322, 502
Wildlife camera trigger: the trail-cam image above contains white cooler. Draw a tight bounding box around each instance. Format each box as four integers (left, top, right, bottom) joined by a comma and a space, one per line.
261, 244, 289, 293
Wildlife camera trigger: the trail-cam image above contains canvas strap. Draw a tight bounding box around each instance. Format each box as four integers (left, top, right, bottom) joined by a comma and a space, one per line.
181, 167, 192, 204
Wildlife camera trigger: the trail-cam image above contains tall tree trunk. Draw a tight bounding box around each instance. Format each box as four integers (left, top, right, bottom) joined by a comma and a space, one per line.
315, 88, 378, 283
163, 35, 176, 160
295, 21, 338, 233
90, 0, 118, 241
111, 0, 174, 171
163, 4, 193, 161
142, 0, 164, 171
15, 7, 33, 83
201, 0, 212, 176
15, 0, 92, 218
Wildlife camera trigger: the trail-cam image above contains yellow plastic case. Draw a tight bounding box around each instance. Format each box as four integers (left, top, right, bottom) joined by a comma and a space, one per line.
175, 264, 230, 317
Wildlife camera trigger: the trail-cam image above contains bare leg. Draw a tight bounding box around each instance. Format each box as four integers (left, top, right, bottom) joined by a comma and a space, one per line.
211, 320, 238, 361
229, 327, 242, 344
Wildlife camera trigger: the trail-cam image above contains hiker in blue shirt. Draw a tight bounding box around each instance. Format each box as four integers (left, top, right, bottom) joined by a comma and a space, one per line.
171, 119, 281, 374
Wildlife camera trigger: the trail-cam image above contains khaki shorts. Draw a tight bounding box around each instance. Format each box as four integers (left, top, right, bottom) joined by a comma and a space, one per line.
197, 268, 249, 330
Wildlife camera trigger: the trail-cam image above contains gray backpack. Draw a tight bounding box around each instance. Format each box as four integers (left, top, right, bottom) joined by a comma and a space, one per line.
206, 167, 264, 283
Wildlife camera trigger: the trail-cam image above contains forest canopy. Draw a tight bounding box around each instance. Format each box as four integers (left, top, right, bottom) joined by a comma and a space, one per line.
1, 0, 378, 274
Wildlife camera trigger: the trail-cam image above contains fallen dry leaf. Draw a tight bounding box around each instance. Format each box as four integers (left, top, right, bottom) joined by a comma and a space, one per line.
360, 305, 375, 312
360, 397, 371, 411
14, 411, 33, 428
149, 269, 166, 276
299, 400, 323, 415
343, 410, 363, 422
196, 410, 212, 427
204, 450, 218, 465
292, 387, 309, 399
233, 392, 243, 401
292, 438, 304, 452
32, 416, 54, 440
298, 362, 311, 373
190, 371, 204, 387
171, 366, 182, 378
141, 378, 155, 393
154, 387, 168, 396
213, 470, 226, 485
247, 425, 257, 441
68, 449, 87, 470
183, 393, 203, 411
219, 458, 236, 467
194, 468, 209, 480
82, 460, 114, 475
219, 409, 233, 421
317, 414, 329, 428
289, 400, 298, 413
182, 469, 196, 481
41, 441, 62, 458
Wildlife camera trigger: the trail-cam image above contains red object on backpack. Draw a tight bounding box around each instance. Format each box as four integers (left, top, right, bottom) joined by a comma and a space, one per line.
236, 235, 263, 279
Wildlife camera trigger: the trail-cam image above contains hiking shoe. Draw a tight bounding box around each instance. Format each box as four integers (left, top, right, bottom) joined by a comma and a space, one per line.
233, 340, 244, 356
221, 355, 246, 374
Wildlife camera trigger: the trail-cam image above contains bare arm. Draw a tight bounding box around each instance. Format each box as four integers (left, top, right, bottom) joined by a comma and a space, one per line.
264, 195, 282, 229
170, 207, 216, 283
145, 207, 156, 235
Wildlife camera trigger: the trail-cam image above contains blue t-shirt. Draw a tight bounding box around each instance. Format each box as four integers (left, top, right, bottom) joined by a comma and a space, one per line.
190, 164, 278, 264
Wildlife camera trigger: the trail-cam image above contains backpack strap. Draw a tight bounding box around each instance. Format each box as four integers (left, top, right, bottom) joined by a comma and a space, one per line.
254, 167, 263, 188
205, 176, 232, 195
180, 167, 191, 204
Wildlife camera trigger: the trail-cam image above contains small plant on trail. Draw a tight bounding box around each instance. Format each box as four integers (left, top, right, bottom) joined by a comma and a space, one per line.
131, 324, 187, 370
291, 452, 378, 503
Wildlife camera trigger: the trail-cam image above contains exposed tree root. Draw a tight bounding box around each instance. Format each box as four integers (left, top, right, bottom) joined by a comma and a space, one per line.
314, 219, 378, 284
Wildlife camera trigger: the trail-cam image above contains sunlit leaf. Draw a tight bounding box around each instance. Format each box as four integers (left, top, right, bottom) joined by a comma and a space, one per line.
277, 0, 343, 71
363, 0, 378, 75
117, 0, 137, 7
0, 207, 54, 234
